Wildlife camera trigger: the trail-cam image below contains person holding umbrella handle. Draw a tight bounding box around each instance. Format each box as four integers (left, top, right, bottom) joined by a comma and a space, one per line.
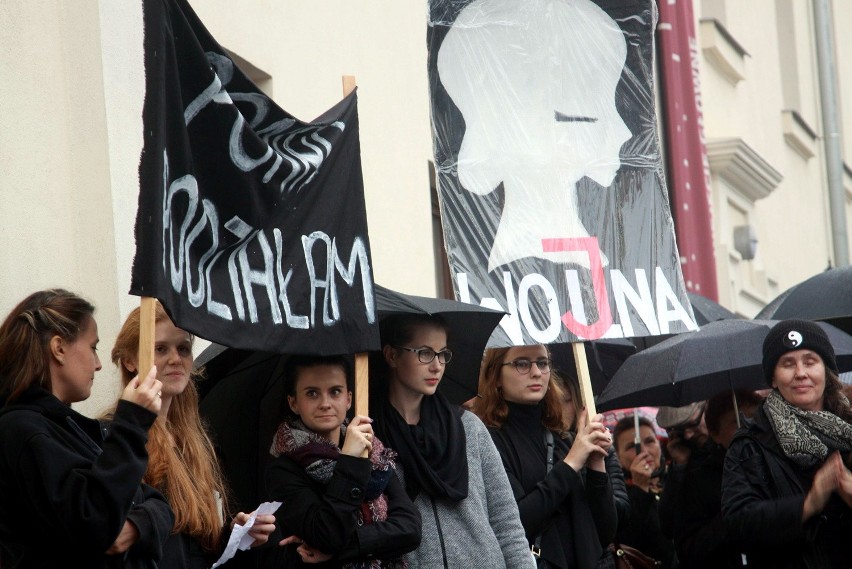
722, 319, 852, 568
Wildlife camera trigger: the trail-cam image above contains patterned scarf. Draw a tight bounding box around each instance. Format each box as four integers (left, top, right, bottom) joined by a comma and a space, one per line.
764, 390, 852, 468
270, 419, 406, 569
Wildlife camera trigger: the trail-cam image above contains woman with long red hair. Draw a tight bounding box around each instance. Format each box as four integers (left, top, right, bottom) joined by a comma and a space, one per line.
111, 301, 275, 568
475, 344, 617, 569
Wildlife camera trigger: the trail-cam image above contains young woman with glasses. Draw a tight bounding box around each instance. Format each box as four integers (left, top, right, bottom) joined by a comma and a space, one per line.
475, 345, 617, 569
370, 314, 535, 569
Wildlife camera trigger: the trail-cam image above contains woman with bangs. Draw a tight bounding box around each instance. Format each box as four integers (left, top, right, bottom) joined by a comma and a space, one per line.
110, 301, 275, 568
475, 345, 617, 569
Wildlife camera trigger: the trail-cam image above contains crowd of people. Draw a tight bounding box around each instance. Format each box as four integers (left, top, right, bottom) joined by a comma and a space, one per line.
1, 289, 852, 569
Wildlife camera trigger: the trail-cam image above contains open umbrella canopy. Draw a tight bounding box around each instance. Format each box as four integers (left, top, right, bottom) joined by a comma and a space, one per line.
688, 292, 739, 324
372, 284, 505, 404
194, 284, 505, 513
596, 319, 852, 411
755, 266, 852, 334
549, 339, 637, 395
633, 292, 741, 350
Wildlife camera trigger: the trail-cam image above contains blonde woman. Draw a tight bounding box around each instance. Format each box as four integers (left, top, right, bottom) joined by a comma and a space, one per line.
111, 302, 275, 568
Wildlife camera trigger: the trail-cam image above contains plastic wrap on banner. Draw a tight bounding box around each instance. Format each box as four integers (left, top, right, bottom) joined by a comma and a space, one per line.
427, 0, 697, 346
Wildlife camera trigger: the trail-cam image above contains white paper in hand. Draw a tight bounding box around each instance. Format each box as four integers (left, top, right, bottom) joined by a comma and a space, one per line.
210, 501, 281, 569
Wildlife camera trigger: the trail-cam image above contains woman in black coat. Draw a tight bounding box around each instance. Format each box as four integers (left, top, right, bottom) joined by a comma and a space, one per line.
265, 354, 421, 568
722, 320, 852, 569
0, 289, 172, 569
612, 415, 675, 569
475, 345, 617, 569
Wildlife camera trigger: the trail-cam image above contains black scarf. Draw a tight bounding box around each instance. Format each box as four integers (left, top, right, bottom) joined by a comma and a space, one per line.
373, 391, 469, 502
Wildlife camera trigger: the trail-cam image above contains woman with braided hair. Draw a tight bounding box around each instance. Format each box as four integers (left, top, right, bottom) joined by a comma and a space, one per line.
0, 289, 171, 568
722, 319, 852, 568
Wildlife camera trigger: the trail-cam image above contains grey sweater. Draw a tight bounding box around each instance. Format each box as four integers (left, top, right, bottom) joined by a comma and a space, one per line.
400, 411, 536, 569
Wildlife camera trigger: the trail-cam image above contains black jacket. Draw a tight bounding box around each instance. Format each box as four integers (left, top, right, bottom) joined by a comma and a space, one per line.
616, 477, 675, 569
489, 420, 617, 569
0, 386, 173, 569
265, 453, 421, 567
659, 441, 742, 569
722, 404, 852, 569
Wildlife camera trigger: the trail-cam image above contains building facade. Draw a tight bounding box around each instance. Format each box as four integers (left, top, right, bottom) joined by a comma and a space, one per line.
1, 0, 849, 415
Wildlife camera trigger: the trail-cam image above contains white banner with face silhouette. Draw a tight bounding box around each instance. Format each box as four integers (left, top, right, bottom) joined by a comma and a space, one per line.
428, 0, 696, 345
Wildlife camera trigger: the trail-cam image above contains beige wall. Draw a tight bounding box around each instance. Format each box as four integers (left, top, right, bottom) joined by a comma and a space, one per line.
1, 0, 850, 415
698, 0, 851, 316
0, 1, 125, 414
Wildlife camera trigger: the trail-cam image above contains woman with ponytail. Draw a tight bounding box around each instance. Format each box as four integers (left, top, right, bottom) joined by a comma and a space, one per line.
0, 289, 171, 568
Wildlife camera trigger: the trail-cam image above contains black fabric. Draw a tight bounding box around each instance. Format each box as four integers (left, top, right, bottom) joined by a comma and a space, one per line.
372, 391, 469, 502
605, 447, 630, 532
615, 480, 674, 569
761, 319, 838, 383
658, 441, 742, 569
722, 403, 852, 569
264, 452, 421, 568
98, 418, 221, 569
489, 401, 617, 569
0, 386, 172, 569
135, 0, 379, 355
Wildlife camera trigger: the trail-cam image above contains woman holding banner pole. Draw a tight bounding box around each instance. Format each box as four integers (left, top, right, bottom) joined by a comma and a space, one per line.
371, 314, 535, 568
0, 289, 172, 568
110, 301, 275, 568
264, 354, 421, 568
475, 344, 617, 569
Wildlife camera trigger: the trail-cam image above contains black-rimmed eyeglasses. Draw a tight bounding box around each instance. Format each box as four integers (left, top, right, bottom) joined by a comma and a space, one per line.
393, 345, 453, 364
501, 357, 552, 374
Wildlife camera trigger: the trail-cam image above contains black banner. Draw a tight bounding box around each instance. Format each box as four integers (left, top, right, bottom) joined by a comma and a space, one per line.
428, 0, 696, 345
133, 0, 379, 355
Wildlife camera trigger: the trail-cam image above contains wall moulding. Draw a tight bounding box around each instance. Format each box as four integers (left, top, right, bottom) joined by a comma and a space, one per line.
706, 138, 783, 202
781, 109, 818, 160
699, 18, 748, 85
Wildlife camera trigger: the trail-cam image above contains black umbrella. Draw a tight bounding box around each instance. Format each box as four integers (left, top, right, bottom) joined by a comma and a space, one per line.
194, 284, 505, 512
755, 266, 852, 334
596, 319, 852, 411
371, 284, 506, 405
632, 292, 741, 350
688, 292, 739, 324
549, 339, 637, 395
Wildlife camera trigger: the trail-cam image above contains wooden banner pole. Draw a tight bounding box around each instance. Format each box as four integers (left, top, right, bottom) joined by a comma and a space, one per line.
343, 75, 370, 458
138, 296, 156, 381
572, 342, 597, 419
341, 75, 370, 424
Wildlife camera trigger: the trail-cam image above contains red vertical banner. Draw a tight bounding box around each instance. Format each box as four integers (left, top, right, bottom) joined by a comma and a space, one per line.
657, 0, 719, 300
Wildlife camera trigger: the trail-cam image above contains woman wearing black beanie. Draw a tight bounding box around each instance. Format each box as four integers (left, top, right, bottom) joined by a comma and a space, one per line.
722, 319, 852, 568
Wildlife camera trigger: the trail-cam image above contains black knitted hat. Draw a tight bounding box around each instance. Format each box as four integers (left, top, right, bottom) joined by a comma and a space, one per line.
762, 319, 838, 384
